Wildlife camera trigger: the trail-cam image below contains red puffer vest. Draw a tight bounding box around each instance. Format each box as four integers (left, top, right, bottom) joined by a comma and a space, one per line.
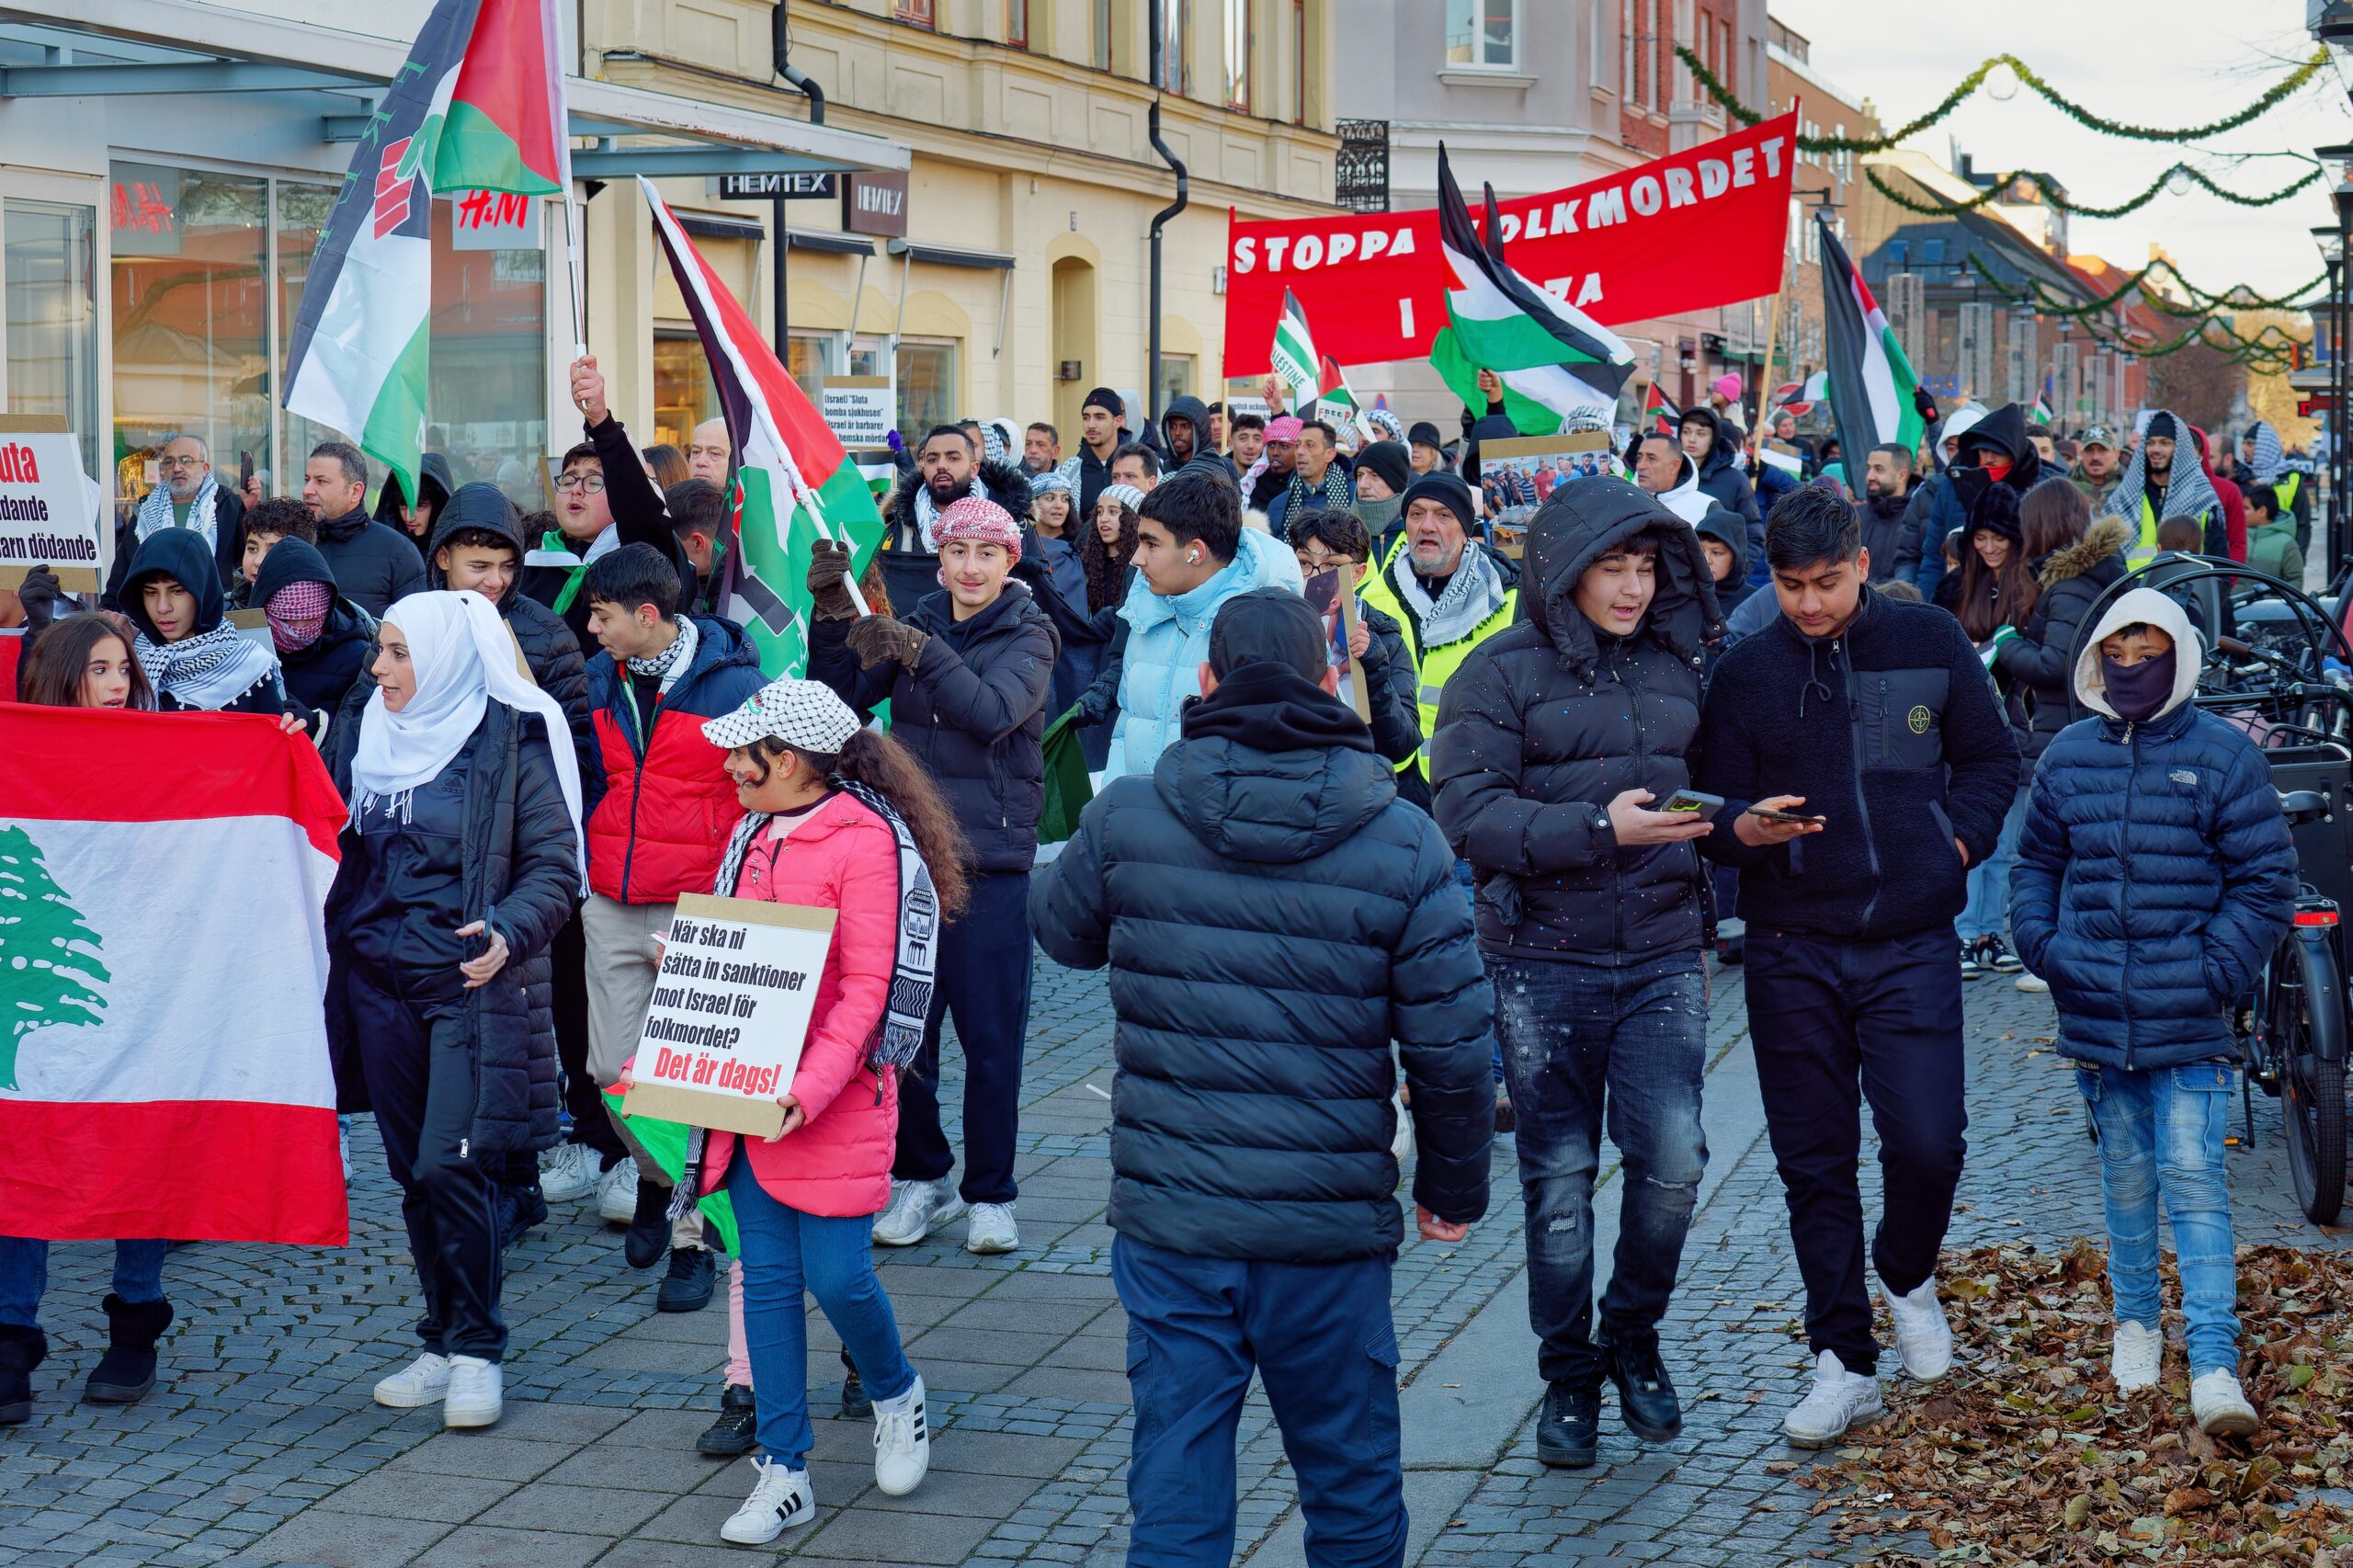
584, 616, 770, 903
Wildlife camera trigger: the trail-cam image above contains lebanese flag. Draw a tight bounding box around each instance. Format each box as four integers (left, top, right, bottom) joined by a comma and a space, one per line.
0, 705, 348, 1245
642, 177, 885, 677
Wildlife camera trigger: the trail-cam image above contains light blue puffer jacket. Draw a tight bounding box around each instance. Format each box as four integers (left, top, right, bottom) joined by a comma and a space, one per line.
1102, 527, 1305, 784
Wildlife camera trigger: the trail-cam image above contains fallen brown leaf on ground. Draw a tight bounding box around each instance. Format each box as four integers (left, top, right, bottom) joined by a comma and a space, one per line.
1794, 1243, 2353, 1565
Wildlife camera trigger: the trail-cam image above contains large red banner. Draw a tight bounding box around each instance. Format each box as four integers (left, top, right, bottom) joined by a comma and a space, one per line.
1223, 112, 1799, 375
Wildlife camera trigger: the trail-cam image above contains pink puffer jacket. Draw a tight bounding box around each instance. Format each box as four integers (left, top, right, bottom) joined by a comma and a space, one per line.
698, 791, 902, 1218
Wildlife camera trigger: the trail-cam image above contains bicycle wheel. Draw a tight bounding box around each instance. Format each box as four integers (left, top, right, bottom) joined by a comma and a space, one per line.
2273, 935, 2348, 1226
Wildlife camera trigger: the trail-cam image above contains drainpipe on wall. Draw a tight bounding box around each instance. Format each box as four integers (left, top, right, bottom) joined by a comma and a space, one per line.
1146, 0, 1188, 431
773, 5, 826, 358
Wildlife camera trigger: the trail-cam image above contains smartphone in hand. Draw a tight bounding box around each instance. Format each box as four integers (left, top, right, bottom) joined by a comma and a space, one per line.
1746, 804, 1825, 825
1659, 790, 1725, 821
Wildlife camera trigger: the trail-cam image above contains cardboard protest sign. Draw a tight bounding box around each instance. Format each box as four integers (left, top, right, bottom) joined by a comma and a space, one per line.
1476, 432, 1613, 517
621, 892, 837, 1139
0, 420, 101, 591
1301, 567, 1371, 722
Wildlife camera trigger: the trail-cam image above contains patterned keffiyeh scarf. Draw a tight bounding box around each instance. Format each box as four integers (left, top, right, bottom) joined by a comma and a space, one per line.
132, 622, 276, 710
135, 472, 223, 546
265, 580, 333, 653
1285, 461, 1354, 518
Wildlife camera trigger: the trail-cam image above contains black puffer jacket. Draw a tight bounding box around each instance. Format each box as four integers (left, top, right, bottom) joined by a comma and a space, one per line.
1684, 409, 1760, 527
426, 483, 602, 813
252, 537, 376, 720
314, 505, 427, 618
324, 701, 577, 1150
1433, 479, 1721, 961
873, 460, 1036, 617
1029, 664, 1495, 1263
809, 583, 1059, 873
1993, 515, 2131, 763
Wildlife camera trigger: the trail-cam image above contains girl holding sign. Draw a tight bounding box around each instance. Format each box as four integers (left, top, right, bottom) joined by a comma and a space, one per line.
691, 676, 969, 1546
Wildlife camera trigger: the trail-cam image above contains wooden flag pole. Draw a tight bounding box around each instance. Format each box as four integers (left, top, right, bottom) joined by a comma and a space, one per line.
1756, 252, 1788, 442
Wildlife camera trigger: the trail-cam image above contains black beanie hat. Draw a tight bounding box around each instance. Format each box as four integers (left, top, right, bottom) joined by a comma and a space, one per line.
1082, 386, 1123, 418
1355, 441, 1412, 495
1397, 472, 1479, 538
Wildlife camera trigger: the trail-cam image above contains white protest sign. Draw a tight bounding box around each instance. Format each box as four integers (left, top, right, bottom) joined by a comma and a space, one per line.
621, 892, 838, 1139
821, 376, 896, 449
0, 426, 102, 590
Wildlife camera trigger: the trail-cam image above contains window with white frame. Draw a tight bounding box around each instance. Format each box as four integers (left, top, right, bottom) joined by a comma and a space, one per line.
1444, 0, 1516, 70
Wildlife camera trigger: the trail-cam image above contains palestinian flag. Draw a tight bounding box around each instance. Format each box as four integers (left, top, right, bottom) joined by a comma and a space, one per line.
643, 177, 885, 678
1268, 290, 1324, 409
283, 0, 570, 508
1644, 382, 1680, 436
1816, 214, 1925, 465
1314, 354, 1365, 435
0, 707, 348, 1245
1429, 146, 1633, 435
2033, 389, 2055, 424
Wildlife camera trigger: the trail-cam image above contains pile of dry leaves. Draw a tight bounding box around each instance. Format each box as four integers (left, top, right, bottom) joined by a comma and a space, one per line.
1779, 1242, 2353, 1565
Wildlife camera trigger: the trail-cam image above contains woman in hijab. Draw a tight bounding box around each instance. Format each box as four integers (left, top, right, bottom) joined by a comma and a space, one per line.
324, 589, 583, 1434
120, 528, 288, 715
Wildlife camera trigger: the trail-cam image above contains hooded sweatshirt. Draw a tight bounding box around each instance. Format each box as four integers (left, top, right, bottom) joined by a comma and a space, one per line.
253, 537, 376, 718
1160, 394, 1236, 483
1915, 402, 2042, 599
1432, 478, 1721, 961
121, 527, 289, 716
2010, 587, 2295, 1071
373, 450, 455, 563
1027, 661, 1494, 1264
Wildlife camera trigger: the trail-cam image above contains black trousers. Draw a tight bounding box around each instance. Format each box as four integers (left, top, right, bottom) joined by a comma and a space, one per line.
1743, 925, 1968, 1375
351, 971, 507, 1362
893, 870, 1033, 1207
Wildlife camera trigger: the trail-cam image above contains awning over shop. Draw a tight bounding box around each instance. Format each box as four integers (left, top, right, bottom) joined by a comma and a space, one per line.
0, 1, 908, 180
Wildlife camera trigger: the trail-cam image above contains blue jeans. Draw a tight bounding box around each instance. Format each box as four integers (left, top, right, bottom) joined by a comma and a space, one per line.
1452, 860, 1504, 1085
725, 1150, 915, 1468
1957, 784, 2029, 943
2076, 1061, 2241, 1377
0, 1238, 168, 1330
1114, 1235, 1404, 1568
1489, 949, 1708, 1387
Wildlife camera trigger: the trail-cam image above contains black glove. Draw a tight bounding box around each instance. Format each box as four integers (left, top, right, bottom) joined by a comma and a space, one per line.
16, 566, 66, 631
845, 614, 928, 671
1913, 384, 1941, 425
806, 539, 857, 622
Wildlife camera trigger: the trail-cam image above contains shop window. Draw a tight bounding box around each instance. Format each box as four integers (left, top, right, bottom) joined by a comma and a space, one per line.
109, 162, 268, 507
894, 337, 958, 449
4, 200, 100, 484
1157, 353, 1194, 413
654, 331, 721, 452
788, 334, 840, 403
275, 181, 342, 499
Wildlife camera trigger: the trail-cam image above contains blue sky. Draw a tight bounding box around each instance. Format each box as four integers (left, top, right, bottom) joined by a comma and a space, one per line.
1768, 1, 2351, 300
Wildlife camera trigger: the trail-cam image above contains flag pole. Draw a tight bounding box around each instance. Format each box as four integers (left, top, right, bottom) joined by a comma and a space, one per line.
1756, 258, 1786, 444
563, 193, 587, 360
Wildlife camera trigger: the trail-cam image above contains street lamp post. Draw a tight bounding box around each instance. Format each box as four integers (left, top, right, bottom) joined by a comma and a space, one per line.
2320, 222, 2348, 571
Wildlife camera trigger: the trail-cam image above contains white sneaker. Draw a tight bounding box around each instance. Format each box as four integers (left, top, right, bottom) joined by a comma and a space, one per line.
872, 1373, 930, 1496
597, 1158, 637, 1225
871, 1177, 964, 1247
2016, 971, 2051, 994
372, 1351, 451, 1408
1783, 1349, 1884, 1448
1881, 1278, 1953, 1381
443, 1355, 502, 1428
1390, 1092, 1415, 1172
2111, 1321, 2162, 1392
539, 1142, 598, 1203
2191, 1369, 2259, 1437
965, 1202, 1019, 1256
721, 1457, 815, 1544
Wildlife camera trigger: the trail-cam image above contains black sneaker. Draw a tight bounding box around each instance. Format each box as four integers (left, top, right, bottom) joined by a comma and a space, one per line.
656, 1247, 716, 1312
840, 1346, 871, 1418
1535, 1381, 1601, 1469
1718, 933, 1745, 966
1958, 938, 1984, 981
624, 1179, 671, 1270
498, 1183, 548, 1251
1600, 1326, 1683, 1442
1979, 934, 2024, 974
696, 1383, 757, 1456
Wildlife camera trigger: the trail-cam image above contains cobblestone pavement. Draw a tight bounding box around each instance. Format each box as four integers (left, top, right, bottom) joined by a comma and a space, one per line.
2, 950, 2345, 1567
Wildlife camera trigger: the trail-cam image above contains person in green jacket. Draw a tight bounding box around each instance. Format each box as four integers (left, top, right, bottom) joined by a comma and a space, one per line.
2241, 483, 2303, 588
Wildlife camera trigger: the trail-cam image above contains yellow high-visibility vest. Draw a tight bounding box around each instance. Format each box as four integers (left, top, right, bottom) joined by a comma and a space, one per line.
1357, 537, 1519, 773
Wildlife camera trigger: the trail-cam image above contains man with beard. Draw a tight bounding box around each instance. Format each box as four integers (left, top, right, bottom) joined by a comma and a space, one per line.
1859, 444, 1919, 585
1024, 422, 1062, 477
1159, 394, 1233, 483
876, 425, 1035, 611
1250, 415, 1303, 513
2106, 412, 2222, 566
2070, 427, 2123, 513
103, 430, 244, 608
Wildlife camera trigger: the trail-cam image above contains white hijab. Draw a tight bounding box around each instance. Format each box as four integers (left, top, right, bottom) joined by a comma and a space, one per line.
350, 589, 586, 885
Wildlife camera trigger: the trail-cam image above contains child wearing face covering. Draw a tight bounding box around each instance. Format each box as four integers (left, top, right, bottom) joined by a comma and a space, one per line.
2009, 587, 2295, 1438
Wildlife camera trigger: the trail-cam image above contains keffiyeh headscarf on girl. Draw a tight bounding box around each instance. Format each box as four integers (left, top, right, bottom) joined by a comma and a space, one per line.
123, 528, 278, 711
350, 588, 586, 885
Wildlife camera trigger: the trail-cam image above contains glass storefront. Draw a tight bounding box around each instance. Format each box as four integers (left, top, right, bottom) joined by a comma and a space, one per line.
3, 199, 100, 483
426, 199, 548, 509
653, 331, 718, 452
275, 180, 341, 500
896, 337, 957, 449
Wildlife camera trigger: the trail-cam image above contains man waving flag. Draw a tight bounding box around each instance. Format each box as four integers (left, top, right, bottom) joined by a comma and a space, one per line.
1428, 145, 1634, 435
1816, 215, 1925, 467
283, 0, 570, 509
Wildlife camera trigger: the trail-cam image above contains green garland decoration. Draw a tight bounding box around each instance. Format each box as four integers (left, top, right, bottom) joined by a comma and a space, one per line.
1865, 162, 2321, 221
1961, 253, 2325, 319
1675, 45, 2329, 154
1957, 257, 2308, 367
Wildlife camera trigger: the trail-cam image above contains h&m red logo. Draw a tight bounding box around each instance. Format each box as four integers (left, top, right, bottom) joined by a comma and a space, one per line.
0, 444, 40, 483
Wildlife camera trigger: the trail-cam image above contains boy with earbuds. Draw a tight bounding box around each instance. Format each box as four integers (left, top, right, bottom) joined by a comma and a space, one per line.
1097, 468, 1304, 784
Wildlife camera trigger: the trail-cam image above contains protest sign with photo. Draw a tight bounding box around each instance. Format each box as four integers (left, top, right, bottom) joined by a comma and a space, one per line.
622, 892, 838, 1139
1301, 568, 1371, 722
0, 421, 102, 591
1476, 432, 1614, 517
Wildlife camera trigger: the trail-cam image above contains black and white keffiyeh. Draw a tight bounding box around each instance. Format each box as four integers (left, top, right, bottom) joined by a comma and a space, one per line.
135, 472, 225, 546
1387, 540, 1510, 650
131, 622, 276, 711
